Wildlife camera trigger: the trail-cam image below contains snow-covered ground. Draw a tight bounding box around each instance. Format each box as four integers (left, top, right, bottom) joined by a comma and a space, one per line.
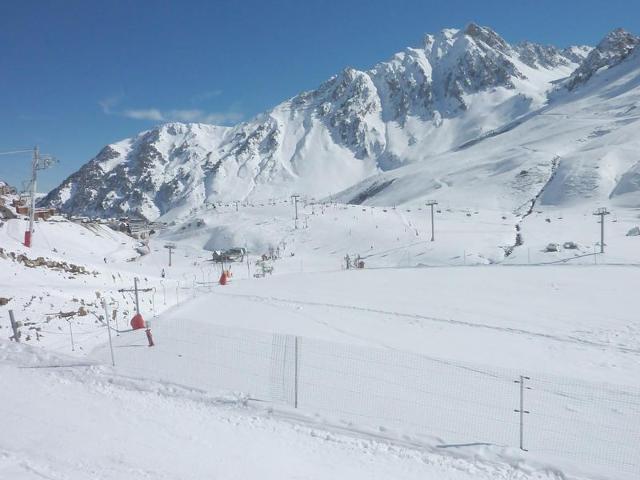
1, 341, 579, 480
1, 203, 639, 479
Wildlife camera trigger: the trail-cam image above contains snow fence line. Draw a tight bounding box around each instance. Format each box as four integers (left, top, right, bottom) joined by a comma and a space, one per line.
97, 320, 640, 480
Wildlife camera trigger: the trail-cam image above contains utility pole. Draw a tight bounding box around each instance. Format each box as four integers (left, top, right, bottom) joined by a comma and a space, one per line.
593, 207, 610, 254
425, 200, 438, 242
164, 243, 176, 267
291, 194, 300, 229
21, 146, 56, 248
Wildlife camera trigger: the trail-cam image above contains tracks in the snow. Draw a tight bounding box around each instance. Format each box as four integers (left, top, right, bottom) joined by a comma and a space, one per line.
212, 290, 640, 355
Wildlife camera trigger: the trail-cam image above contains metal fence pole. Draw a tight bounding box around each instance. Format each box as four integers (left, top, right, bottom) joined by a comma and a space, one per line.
8, 310, 21, 342
133, 277, 140, 314
68, 320, 75, 351
514, 375, 531, 451
294, 336, 299, 409
103, 299, 115, 367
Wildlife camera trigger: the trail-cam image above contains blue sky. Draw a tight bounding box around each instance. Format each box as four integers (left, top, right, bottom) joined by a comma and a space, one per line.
1, 0, 638, 192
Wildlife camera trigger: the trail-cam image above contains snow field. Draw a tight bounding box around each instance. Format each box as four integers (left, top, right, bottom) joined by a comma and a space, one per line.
2, 201, 639, 479
93, 265, 640, 480
159, 200, 640, 276
1, 340, 576, 480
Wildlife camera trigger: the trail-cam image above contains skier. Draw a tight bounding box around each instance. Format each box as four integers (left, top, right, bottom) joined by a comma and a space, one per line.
161, 268, 166, 278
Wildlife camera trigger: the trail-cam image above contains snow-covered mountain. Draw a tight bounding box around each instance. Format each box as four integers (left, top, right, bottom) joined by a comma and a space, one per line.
338, 28, 640, 214
566, 28, 639, 90
44, 24, 639, 221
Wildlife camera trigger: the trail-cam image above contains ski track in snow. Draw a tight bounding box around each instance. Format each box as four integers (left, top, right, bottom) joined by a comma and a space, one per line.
210, 290, 640, 355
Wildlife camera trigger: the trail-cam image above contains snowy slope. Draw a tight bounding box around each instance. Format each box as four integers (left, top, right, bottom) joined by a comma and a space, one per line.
0, 214, 215, 352
41, 24, 591, 220
2, 197, 639, 479
40, 123, 233, 220
2, 340, 597, 480
335, 28, 640, 260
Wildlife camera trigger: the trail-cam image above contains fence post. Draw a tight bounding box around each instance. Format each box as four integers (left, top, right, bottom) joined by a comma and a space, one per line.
103, 299, 116, 367
8, 310, 20, 342
294, 336, 299, 409
514, 375, 531, 451
114, 305, 120, 336
68, 320, 75, 351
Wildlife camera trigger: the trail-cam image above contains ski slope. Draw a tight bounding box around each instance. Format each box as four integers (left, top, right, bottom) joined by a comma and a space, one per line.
1, 202, 639, 479
4, 342, 559, 480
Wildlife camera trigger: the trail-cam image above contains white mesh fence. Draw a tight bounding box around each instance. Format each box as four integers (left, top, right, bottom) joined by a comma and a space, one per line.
104, 319, 640, 479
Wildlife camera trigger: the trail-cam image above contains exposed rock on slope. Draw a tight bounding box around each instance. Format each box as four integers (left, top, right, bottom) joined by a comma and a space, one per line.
566, 28, 640, 90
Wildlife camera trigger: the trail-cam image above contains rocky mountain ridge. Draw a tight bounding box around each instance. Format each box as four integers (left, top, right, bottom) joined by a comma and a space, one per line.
42, 24, 637, 221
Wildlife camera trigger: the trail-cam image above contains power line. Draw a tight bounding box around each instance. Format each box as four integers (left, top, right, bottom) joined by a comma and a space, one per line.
0, 149, 33, 156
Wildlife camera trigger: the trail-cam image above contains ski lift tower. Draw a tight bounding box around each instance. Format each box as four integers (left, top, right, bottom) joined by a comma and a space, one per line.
0, 146, 56, 247
425, 200, 438, 242
291, 194, 300, 229
164, 243, 176, 266
593, 207, 610, 254
25, 146, 56, 247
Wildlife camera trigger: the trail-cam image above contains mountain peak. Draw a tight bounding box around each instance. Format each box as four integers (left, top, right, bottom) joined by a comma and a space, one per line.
566, 27, 639, 90
599, 27, 636, 47
462, 23, 510, 51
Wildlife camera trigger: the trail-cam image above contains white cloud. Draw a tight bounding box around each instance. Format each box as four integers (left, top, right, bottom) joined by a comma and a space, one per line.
123, 108, 165, 121
99, 96, 242, 125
